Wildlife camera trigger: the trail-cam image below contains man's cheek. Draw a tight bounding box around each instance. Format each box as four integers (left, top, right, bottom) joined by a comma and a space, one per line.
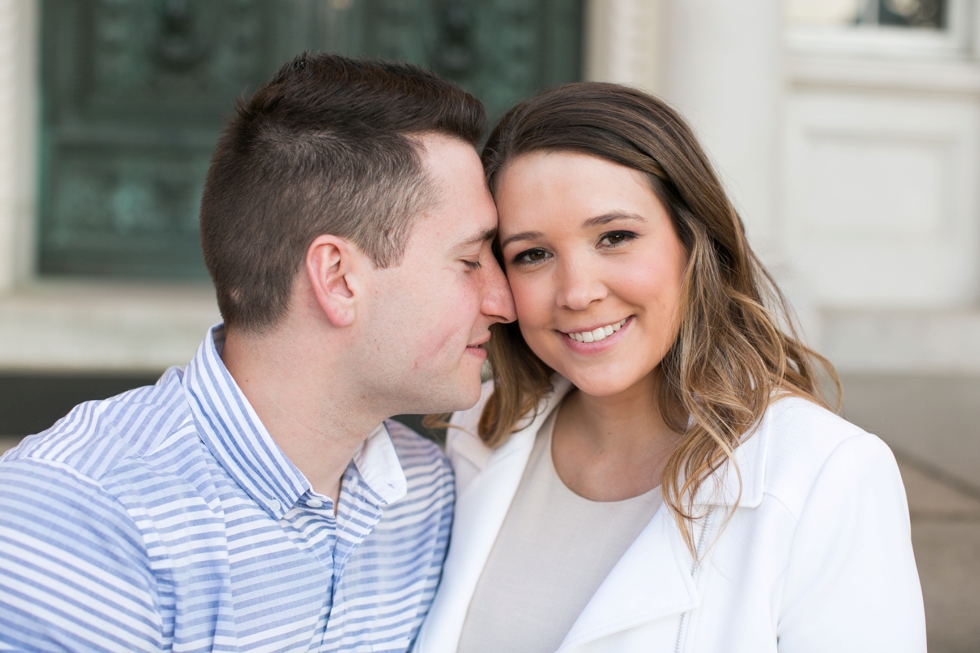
411, 325, 461, 370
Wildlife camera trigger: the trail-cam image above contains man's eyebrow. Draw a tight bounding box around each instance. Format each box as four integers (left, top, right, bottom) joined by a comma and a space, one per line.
500, 212, 646, 249
454, 227, 497, 251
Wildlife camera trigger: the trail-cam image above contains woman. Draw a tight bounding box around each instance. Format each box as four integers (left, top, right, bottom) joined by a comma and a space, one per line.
415, 83, 925, 652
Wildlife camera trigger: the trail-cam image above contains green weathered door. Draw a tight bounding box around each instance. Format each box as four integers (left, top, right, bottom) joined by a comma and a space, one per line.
39, 0, 583, 279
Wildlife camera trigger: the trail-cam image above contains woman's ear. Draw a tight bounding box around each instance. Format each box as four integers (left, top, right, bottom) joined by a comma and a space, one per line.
305, 234, 364, 327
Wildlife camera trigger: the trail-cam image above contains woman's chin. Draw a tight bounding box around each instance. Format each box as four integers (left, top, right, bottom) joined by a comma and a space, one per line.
566, 374, 640, 400
554, 362, 661, 401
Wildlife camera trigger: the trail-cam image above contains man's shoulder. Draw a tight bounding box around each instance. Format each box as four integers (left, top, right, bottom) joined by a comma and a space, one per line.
3, 367, 198, 485
0, 368, 227, 652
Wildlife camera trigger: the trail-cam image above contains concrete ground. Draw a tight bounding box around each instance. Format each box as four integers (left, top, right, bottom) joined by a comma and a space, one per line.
841, 373, 980, 653
1, 373, 978, 650
898, 459, 980, 653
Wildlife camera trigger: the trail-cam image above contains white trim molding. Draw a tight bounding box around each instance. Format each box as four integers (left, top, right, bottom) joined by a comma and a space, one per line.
788, 54, 980, 94
786, 0, 974, 60
0, 0, 38, 294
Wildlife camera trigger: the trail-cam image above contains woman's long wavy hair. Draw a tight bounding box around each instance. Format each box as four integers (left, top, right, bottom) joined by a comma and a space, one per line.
478, 82, 839, 553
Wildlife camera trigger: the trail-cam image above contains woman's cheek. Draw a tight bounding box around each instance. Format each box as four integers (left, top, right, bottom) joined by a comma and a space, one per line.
510, 276, 545, 325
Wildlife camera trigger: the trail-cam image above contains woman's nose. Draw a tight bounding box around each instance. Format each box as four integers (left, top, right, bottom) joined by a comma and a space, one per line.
556, 259, 606, 310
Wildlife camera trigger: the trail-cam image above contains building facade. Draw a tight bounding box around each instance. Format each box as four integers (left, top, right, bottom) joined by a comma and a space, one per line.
1, 0, 977, 376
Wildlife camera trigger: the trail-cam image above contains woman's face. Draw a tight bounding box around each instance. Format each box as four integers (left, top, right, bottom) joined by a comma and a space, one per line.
495, 151, 689, 399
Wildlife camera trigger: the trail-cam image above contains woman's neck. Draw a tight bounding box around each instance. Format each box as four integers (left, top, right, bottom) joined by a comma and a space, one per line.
552, 372, 681, 502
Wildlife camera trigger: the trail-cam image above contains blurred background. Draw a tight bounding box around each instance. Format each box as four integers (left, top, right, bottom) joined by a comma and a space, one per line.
0, 0, 977, 650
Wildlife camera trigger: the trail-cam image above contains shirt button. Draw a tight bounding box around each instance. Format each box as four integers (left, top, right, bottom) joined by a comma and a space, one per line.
307, 498, 323, 509
266, 499, 281, 512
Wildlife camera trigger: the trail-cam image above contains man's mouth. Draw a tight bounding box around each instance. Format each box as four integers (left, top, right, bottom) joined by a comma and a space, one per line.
563, 318, 628, 343
467, 334, 491, 349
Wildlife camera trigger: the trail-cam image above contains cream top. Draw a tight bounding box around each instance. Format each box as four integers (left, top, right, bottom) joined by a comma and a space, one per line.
457, 408, 664, 653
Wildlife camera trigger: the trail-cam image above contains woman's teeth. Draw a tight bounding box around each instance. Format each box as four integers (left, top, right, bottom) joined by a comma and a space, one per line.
567, 318, 628, 343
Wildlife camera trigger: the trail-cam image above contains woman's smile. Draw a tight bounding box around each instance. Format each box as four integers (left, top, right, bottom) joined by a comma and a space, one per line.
558, 316, 634, 357
561, 316, 630, 344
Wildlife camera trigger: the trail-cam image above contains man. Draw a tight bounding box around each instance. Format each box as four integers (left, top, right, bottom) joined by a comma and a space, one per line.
0, 53, 514, 651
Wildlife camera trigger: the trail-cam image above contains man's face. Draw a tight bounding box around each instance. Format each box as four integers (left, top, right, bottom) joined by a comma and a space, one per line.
358, 134, 515, 416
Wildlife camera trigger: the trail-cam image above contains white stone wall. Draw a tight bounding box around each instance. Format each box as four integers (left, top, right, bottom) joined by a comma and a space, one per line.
782, 1, 980, 371
585, 0, 665, 93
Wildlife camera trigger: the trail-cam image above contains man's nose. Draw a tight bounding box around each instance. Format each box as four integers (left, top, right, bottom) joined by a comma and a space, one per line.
482, 257, 516, 324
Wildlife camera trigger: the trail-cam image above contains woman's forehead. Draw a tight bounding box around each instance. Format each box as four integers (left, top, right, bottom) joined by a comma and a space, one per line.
495, 154, 664, 235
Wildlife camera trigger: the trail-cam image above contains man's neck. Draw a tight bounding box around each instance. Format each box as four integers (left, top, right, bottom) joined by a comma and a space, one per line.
220, 323, 383, 507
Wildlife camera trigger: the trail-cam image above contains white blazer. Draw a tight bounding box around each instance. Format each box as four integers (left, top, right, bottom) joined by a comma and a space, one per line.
415, 378, 927, 653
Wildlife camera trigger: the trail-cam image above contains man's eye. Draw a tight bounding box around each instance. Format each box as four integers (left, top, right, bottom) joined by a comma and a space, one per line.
512, 248, 551, 266
598, 231, 636, 247
463, 260, 482, 270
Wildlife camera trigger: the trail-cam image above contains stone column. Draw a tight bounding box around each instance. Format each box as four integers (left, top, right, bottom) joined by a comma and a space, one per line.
658, 1, 821, 342
585, 0, 666, 94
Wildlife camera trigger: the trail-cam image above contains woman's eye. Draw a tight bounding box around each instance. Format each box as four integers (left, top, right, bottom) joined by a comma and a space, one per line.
512, 248, 551, 266
598, 231, 636, 247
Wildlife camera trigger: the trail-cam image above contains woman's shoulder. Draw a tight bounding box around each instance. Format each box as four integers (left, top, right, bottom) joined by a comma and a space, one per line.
757, 395, 901, 517
763, 394, 869, 451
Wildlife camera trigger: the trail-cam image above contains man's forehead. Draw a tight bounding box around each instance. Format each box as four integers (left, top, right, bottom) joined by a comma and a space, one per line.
408, 133, 498, 252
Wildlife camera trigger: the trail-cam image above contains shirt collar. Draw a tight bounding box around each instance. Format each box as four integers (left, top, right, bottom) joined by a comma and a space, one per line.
183, 324, 309, 519
183, 324, 409, 517
353, 422, 408, 506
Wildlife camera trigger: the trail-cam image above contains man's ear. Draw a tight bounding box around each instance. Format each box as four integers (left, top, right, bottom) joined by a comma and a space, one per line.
305, 234, 365, 328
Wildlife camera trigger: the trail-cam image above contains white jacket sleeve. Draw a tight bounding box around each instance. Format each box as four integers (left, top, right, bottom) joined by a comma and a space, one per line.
776, 434, 927, 652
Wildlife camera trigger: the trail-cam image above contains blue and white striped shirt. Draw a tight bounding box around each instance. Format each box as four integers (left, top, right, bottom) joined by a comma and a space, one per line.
0, 326, 454, 652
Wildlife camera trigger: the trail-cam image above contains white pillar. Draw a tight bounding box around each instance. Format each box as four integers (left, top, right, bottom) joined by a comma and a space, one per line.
0, 0, 38, 293
661, 0, 783, 263
657, 1, 822, 343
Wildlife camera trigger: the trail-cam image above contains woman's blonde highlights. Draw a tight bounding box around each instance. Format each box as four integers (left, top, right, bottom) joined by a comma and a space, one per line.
478, 82, 839, 553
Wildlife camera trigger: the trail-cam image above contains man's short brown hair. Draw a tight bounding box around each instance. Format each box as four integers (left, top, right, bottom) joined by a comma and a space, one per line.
199, 53, 486, 333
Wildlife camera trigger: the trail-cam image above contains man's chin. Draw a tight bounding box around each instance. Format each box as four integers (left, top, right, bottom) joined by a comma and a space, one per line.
413, 379, 482, 415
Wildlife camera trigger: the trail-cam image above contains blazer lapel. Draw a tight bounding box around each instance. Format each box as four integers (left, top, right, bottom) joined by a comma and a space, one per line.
557, 504, 700, 651
693, 403, 772, 509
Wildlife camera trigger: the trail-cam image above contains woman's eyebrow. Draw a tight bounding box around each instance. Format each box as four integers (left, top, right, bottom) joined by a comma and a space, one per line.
499, 230, 544, 249
582, 211, 647, 229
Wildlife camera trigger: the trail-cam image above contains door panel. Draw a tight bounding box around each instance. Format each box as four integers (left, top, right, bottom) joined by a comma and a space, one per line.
39, 0, 582, 278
